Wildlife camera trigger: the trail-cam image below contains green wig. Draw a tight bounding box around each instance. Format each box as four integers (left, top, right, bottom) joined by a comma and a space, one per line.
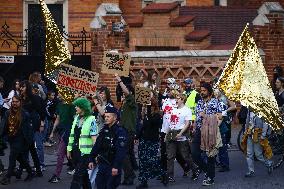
73, 97, 92, 117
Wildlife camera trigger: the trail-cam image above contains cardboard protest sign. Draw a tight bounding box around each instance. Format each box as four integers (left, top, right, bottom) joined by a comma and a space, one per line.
135, 86, 152, 105
56, 63, 99, 95
102, 52, 131, 77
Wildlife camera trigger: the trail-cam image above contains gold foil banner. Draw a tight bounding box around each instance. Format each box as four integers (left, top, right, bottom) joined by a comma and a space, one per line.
39, 0, 73, 103
216, 24, 284, 131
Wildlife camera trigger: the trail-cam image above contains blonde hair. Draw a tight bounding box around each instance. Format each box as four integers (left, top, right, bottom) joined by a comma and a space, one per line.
176, 93, 187, 104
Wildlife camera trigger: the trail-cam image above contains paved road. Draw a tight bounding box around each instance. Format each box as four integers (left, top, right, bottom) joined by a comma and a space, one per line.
1, 125, 284, 189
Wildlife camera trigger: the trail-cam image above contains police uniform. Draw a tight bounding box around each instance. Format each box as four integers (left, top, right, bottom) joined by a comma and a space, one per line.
90, 106, 128, 189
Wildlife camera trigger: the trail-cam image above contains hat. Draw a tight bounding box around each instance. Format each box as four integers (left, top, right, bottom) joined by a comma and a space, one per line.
169, 83, 180, 90
166, 78, 176, 85
31, 83, 39, 89
105, 104, 118, 115
184, 78, 193, 84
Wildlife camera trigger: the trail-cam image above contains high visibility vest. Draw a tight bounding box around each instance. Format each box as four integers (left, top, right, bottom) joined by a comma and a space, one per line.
185, 90, 198, 120
67, 115, 96, 154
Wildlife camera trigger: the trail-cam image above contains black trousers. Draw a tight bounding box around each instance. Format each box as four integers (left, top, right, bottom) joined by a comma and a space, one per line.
122, 132, 135, 181
70, 149, 91, 189
19, 142, 42, 174
160, 134, 167, 172
191, 129, 215, 179
7, 147, 32, 178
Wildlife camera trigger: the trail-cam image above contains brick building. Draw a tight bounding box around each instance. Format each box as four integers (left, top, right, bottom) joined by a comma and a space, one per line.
0, 0, 284, 96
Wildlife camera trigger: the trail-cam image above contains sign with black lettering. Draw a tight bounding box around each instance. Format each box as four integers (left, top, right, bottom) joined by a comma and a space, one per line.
56, 63, 99, 95
102, 51, 131, 77
135, 86, 151, 105
0, 55, 14, 63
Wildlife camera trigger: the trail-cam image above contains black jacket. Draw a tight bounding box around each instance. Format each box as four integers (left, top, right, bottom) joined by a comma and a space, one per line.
0, 110, 34, 146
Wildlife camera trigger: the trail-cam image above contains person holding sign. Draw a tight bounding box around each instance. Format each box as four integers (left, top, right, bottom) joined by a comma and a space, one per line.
136, 98, 168, 188
115, 73, 138, 186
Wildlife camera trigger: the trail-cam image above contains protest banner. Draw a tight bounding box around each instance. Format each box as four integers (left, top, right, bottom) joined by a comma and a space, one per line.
56, 63, 99, 95
102, 51, 131, 77
135, 86, 152, 105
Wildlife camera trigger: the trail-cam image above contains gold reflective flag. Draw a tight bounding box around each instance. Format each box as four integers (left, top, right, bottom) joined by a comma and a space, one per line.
216, 24, 284, 131
39, 0, 74, 103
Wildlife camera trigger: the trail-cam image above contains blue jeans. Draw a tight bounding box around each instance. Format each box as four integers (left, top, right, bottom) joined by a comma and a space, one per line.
34, 131, 45, 166
218, 133, 229, 168
246, 136, 272, 172
44, 118, 53, 142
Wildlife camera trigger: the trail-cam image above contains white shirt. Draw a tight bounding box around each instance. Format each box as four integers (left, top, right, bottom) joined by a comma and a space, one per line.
169, 106, 192, 141
161, 98, 177, 134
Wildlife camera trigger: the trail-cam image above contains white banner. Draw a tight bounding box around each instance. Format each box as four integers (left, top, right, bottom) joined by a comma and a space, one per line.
0, 55, 14, 63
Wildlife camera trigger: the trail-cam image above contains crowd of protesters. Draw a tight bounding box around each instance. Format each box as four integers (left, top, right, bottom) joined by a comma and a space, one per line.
0, 65, 283, 188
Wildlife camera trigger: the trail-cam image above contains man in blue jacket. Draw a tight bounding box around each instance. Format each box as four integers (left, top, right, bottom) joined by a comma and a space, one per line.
89, 104, 128, 189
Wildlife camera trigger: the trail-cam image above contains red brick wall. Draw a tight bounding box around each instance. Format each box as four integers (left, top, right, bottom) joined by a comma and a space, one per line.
186, 0, 214, 6
120, 0, 142, 15
253, 13, 284, 80
91, 54, 229, 101
91, 15, 127, 96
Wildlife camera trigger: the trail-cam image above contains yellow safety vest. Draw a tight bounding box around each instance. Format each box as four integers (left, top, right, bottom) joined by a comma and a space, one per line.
185, 90, 198, 120
67, 115, 96, 154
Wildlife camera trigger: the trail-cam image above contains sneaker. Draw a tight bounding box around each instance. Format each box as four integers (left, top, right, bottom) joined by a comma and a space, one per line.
245, 171, 255, 178
204, 173, 208, 180
49, 175, 61, 183
41, 166, 46, 171
191, 169, 201, 181
268, 164, 273, 175
168, 177, 175, 182
67, 169, 75, 175
202, 178, 214, 186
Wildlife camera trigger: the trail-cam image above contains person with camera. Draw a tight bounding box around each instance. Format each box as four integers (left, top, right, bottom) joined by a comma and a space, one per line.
93, 86, 114, 132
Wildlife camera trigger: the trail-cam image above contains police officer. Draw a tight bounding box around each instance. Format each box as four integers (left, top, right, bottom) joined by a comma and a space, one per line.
183, 78, 201, 121
89, 104, 128, 189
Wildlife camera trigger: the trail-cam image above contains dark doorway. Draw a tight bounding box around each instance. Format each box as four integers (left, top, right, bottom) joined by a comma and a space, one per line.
28, 4, 63, 56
